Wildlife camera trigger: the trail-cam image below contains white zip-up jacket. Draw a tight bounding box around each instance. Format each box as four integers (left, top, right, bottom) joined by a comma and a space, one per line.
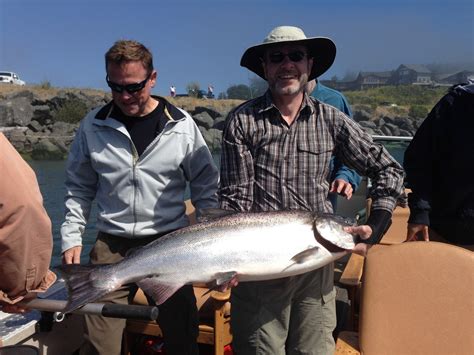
61, 97, 219, 252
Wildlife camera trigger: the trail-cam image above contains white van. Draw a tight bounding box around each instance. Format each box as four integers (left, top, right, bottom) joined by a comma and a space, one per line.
0, 71, 26, 85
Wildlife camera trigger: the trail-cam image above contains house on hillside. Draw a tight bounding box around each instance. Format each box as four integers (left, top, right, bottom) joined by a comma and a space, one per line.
352, 71, 393, 90
435, 70, 474, 86
320, 79, 354, 91
323, 64, 472, 91
392, 64, 433, 85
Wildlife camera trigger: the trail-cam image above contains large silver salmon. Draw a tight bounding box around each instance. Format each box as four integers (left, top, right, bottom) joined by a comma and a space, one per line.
58, 210, 356, 313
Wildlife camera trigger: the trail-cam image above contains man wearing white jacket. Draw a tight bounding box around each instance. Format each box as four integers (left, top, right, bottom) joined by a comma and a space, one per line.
60, 39, 218, 355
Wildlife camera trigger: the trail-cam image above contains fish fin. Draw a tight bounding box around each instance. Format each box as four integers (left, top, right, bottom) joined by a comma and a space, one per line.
197, 208, 237, 223
205, 271, 238, 291
136, 277, 183, 305
290, 246, 320, 264
55, 264, 116, 313
215, 271, 238, 286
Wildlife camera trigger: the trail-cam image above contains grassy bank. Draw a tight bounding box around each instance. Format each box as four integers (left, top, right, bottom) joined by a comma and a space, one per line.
344, 85, 449, 118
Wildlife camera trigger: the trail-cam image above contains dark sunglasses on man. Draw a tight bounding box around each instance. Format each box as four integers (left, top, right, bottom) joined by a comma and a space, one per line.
267, 50, 307, 64
106, 73, 151, 94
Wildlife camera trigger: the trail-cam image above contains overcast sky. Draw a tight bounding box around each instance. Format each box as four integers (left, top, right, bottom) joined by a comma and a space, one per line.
1, 0, 472, 96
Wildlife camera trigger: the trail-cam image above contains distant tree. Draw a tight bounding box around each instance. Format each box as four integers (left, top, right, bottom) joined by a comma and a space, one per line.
218, 92, 227, 99
331, 75, 339, 82
186, 82, 201, 97
249, 76, 268, 97
227, 84, 252, 100
342, 71, 358, 81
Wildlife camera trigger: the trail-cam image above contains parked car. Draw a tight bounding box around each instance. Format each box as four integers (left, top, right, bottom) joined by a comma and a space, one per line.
0, 71, 26, 85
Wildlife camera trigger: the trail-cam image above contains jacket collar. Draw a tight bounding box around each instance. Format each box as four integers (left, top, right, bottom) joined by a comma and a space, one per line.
94, 95, 186, 121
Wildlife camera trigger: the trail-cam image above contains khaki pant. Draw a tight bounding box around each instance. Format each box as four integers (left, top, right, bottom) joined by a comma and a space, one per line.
79, 232, 199, 355
231, 265, 336, 355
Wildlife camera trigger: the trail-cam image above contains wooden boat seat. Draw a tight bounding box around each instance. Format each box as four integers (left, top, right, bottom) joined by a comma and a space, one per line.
122, 200, 233, 355
335, 242, 474, 354
123, 286, 231, 355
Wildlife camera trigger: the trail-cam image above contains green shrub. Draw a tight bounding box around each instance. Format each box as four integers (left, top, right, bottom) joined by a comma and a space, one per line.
53, 99, 88, 124
408, 105, 429, 118
227, 84, 252, 100
344, 85, 447, 108
186, 82, 201, 97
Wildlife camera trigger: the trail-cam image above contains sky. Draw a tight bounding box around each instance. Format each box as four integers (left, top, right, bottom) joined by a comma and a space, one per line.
1, 0, 473, 97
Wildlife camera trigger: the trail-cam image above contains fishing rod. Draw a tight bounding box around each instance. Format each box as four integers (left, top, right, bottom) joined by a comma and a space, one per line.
16, 298, 158, 322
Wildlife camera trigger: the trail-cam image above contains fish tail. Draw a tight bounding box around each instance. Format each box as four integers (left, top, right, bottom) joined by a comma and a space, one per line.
56, 264, 115, 313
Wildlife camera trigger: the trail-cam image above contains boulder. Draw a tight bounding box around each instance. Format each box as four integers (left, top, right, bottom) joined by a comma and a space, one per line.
32, 105, 53, 125
353, 109, 373, 122
4, 129, 28, 151
212, 116, 226, 131
381, 123, 400, 136
50, 121, 77, 136
193, 106, 222, 119
358, 120, 377, 129
31, 139, 67, 160
200, 128, 223, 152
193, 111, 214, 130
28, 120, 43, 133
0, 96, 34, 127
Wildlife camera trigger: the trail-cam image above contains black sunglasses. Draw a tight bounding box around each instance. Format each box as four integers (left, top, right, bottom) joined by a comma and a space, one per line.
268, 51, 307, 64
106, 73, 151, 94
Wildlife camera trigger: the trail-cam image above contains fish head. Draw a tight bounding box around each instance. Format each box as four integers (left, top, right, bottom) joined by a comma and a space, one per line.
312, 213, 357, 250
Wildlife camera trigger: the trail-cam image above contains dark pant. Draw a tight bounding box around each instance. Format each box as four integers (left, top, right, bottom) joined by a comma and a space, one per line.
429, 228, 474, 251
80, 232, 199, 355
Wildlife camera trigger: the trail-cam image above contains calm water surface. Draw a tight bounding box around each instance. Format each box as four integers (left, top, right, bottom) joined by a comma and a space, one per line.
30, 160, 97, 267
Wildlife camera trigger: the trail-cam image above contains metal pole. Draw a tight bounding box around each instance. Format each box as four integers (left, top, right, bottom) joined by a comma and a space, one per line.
17, 298, 158, 322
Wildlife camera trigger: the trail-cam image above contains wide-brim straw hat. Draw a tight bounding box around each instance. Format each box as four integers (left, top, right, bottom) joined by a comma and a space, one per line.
240, 26, 336, 81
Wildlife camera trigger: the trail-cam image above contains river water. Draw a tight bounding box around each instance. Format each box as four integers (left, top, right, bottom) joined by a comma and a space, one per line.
30, 160, 97, 267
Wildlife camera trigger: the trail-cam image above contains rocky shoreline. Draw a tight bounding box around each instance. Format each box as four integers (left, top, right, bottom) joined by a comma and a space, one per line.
0, 89, 422, 160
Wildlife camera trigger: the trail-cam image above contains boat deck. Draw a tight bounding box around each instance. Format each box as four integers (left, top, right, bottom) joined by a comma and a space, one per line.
0, 309, 41, 347
0, 282, 84, 353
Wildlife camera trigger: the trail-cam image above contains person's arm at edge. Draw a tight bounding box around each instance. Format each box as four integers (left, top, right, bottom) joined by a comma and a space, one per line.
403, 94, 446, 241
322, 91, 361, 195
335, 114, 405, 254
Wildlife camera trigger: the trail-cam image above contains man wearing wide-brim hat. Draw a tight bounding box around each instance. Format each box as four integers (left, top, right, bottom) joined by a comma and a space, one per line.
218, 26, 404, 354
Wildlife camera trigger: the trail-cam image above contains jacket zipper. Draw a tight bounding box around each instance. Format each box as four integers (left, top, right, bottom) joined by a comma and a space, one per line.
131, 143, 139, 237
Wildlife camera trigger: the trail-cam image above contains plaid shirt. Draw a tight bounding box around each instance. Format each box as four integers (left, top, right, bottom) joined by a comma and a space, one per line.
219, 91, 404, 214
